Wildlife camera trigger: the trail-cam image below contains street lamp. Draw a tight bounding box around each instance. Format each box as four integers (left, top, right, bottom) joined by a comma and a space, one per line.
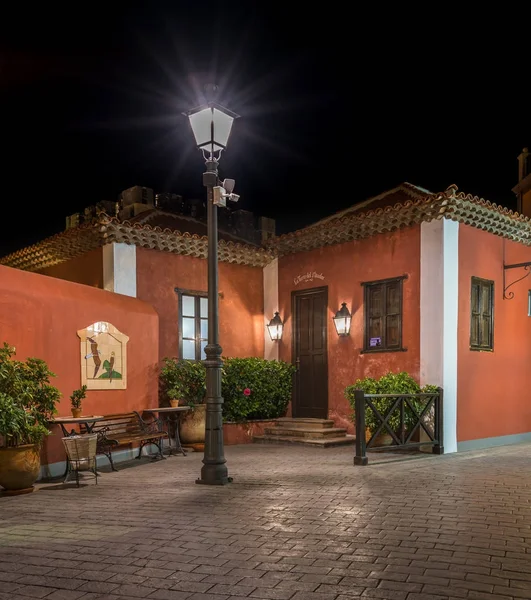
185, 95, 239, 486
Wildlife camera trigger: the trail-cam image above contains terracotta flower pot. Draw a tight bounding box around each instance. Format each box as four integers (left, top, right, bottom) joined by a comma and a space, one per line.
365, 429, 394, 447
169, 399, 180, 408
373, 433, 394, 447
179, 404, 206, 445
0, 445, 41, 493
71, 408, 82, 418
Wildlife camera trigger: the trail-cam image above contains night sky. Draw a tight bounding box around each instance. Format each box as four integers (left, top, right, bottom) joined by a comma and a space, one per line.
1, 4, 528, 256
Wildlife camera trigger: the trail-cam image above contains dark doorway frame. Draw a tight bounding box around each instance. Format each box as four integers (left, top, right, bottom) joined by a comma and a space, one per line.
291, 285, 329, 419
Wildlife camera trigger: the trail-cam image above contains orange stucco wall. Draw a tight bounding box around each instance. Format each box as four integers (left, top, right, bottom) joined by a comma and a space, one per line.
223, 420, 277, 445
278, 225, 421, 432
457, 225, 531, 443
0, 264, 159, 466
38, 247, 104, 288
136, 248, 264, 361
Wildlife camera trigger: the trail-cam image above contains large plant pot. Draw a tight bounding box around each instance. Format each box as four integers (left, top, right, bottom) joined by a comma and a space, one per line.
365, 429, 394, 447
0, 445, 41, 494
180, 404, 206, 445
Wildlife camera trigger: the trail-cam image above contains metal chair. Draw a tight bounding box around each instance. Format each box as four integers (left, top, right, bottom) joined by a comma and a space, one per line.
62, 434, 98, 487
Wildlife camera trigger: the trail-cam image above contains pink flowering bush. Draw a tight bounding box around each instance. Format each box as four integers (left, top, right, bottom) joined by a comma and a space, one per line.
161, 356, 295, 422
221, 357, 295, 422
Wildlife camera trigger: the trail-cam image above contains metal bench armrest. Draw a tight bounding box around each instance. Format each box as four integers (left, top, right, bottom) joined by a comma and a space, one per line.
133, 411, 162, 435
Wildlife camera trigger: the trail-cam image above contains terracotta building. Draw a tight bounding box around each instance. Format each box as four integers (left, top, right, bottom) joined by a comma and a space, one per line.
3, 163, 531, 454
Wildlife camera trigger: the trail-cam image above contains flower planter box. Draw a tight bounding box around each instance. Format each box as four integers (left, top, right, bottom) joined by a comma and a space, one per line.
223, 420, 278, 445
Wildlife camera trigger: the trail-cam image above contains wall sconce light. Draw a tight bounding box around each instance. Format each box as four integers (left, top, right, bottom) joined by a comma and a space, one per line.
267, 312, 283, 341
333, 303, 352, 336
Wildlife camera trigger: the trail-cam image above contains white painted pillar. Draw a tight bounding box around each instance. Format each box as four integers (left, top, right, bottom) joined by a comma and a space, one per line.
420, 219, 459, 453
103, 243, 137, 298
263, 258, 279, 360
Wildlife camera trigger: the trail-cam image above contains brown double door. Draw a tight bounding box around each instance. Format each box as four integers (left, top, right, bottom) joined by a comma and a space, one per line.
292, 287, 328, 419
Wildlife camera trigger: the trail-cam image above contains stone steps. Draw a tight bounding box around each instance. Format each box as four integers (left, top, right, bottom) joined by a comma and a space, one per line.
275, 418, 336, 429
252, 417, 355, 448
263, 426, 348, 439
253, 434, 355, 448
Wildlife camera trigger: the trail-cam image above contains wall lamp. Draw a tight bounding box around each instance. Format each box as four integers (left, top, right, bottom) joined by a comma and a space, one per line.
333, 303, 352, 336
267, 312, 283, 341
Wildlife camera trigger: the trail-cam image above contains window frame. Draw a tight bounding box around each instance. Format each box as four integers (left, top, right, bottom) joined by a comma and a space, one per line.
175, 288, 208, 361
470, 277, 494, 351
361, 275, 407, 353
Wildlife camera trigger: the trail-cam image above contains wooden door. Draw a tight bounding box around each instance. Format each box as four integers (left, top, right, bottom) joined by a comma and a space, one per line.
292, 287, 328, 419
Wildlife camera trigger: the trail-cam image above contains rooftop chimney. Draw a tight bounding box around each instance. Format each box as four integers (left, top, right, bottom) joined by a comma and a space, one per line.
513, 148, 531, 217
518, 147, 531, 182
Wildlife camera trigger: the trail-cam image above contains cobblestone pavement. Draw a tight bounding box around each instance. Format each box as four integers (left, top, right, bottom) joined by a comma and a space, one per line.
2, 443, 531, 600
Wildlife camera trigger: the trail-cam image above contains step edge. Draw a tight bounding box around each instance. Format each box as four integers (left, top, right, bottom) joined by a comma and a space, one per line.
253, 435, 356, 445
264, 428, 348, 436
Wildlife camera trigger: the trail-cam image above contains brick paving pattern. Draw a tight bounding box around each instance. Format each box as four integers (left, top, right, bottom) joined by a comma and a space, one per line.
2, 443, 531, 600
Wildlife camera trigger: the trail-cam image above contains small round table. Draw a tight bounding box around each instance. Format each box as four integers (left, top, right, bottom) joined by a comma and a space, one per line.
142, 407, 190, 457
50, 416, 105, 438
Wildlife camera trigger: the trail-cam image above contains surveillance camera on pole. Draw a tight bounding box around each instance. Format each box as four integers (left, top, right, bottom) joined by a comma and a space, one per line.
213, 179, 240, 207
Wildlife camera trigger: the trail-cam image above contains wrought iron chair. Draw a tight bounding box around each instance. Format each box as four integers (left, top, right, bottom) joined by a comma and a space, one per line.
62, 434, 98, 487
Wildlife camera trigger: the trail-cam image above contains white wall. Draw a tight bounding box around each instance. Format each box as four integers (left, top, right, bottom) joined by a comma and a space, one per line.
420, 219, 459, 453
263, 258, 279, 360
103, 243, 137, 298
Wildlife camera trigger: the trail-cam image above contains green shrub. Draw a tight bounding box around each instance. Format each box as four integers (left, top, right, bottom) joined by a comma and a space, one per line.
0, 342, 61, 447
221, 357, 295, 422
345, 371, 438, 436
160, 358, 206, 407
160, 356, 295, 421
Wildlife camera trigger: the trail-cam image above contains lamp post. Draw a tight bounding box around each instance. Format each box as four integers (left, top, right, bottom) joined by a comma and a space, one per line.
185, 94, 239, 486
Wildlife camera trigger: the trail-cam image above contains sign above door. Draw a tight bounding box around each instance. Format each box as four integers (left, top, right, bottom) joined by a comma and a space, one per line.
294, 271, 325, 286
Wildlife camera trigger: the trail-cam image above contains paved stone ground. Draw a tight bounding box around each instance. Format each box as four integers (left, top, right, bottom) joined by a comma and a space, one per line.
2, 443, 531, 600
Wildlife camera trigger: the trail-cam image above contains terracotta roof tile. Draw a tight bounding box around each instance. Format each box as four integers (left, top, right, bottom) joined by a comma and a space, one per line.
309, 182, 435, 227
269, 184, 531, 255
127, 209, 253, 244
0, 214, 274, 271
1, 183, 530, 273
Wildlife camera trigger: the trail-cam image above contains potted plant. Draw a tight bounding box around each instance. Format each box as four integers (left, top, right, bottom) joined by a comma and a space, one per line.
160, 358, 206, 446
167, 384, 185, 408
345, 372, 436, 446
0, 343, 61, 494
70, 385, 87, 418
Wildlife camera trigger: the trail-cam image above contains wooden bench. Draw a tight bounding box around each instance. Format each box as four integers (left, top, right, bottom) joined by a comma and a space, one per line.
80, 412, 168, 471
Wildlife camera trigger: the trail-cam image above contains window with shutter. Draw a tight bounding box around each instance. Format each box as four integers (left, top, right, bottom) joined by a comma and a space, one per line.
470, 277, 494, 351
363, 276, 406, 352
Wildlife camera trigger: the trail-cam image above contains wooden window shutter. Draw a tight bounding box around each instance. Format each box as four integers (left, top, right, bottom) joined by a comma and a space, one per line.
385, 280, 401, 349
470, 277, 493, 350
367, 283, 384, 347
363, 276, 405, 352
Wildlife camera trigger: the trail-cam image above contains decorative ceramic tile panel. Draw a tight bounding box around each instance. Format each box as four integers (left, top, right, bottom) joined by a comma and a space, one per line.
77, 322, 129, 390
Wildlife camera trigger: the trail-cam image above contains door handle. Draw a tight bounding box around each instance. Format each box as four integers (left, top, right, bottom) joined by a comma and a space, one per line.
295, 357, 300, 371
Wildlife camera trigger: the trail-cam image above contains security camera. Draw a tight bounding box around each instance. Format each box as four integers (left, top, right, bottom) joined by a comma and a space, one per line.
213, 180, 240, 206
222, 179, 235, 194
